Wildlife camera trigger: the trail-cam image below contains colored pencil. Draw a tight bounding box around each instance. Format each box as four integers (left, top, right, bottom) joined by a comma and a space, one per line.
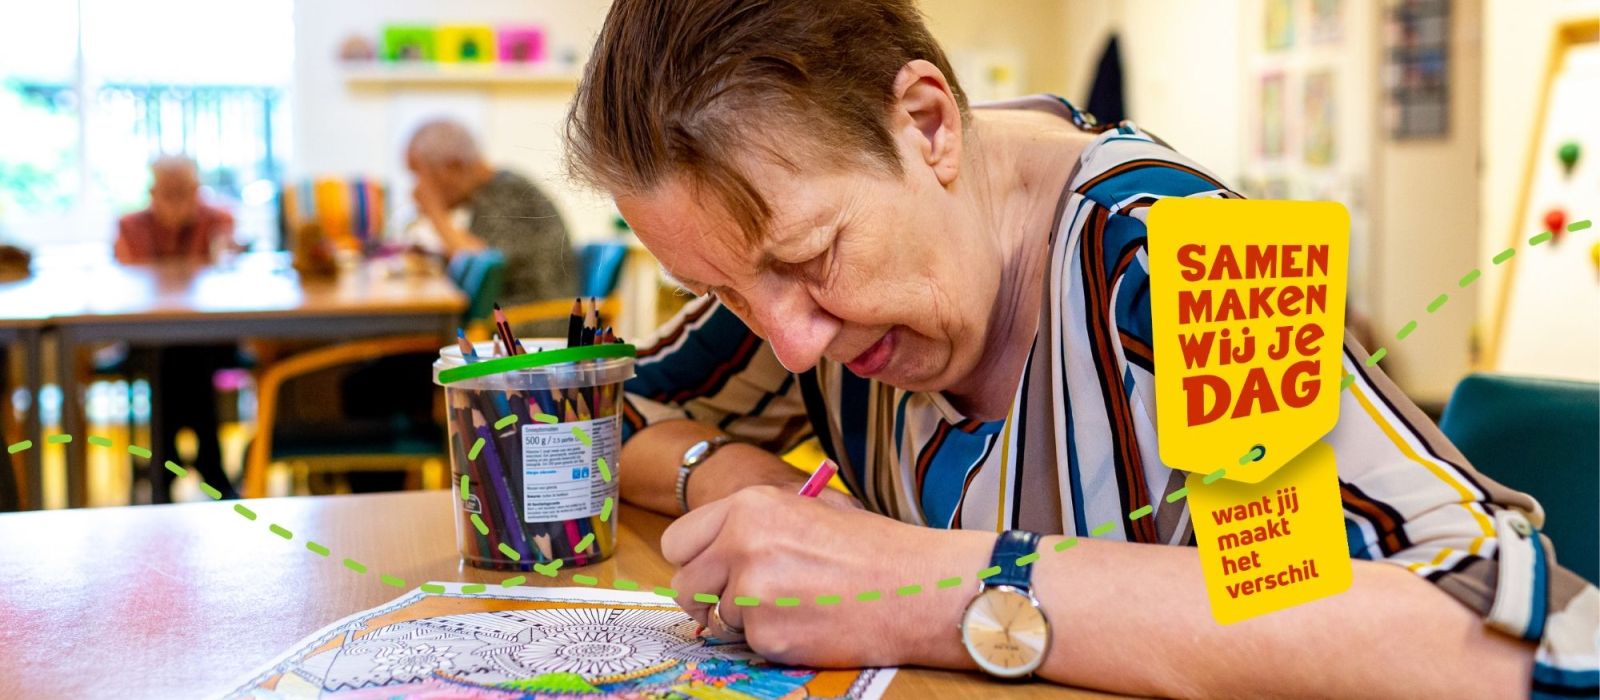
472, 408, 533, 568
566, 298, 584, 348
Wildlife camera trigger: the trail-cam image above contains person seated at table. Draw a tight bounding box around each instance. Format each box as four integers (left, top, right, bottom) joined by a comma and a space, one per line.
405, 119, 578, 333
566, 0, 1598, 696
112, 155, 239, 502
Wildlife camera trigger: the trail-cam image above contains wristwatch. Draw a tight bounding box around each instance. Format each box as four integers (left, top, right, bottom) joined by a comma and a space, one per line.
675, 436, 730, 515
960, 530, 1051, 678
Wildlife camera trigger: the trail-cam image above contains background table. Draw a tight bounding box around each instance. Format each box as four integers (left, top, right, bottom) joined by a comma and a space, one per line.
34, 254, 466, 506
0, 491, 1113, 698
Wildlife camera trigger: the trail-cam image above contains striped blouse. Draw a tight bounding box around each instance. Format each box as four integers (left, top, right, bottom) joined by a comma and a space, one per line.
621, 96, 1597, 695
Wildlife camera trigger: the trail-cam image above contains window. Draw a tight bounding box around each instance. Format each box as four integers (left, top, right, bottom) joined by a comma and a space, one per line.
0, 0, 292, 251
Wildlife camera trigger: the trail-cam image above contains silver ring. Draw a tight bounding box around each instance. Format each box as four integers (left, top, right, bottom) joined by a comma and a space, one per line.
709, 597, 745, 635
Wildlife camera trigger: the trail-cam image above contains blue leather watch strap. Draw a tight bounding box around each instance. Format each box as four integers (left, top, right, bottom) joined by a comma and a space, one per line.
987, 530, 1042, 590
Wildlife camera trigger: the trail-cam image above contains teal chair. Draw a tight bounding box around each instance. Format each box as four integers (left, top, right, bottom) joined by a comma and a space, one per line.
1438, 374, 1599, 584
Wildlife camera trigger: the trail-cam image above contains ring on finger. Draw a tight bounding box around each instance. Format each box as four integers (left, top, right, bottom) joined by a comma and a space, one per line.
710, 597, 745, 635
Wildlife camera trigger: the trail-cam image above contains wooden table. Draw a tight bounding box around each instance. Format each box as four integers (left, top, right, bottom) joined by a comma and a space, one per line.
29, 253, 466, 506
0, 491, 1106, 698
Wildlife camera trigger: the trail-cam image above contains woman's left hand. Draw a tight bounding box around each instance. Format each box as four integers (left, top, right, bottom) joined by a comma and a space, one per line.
661, 485, 992, 668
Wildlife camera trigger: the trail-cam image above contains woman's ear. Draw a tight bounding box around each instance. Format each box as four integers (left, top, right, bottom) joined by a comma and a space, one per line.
890, 59, 963, 188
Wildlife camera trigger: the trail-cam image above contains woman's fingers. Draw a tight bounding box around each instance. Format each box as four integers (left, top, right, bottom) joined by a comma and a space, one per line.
659, 494, 737, 566
669, 546, 730, 629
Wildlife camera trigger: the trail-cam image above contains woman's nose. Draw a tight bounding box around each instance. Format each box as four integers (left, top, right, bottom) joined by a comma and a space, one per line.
748, 279, 839, 373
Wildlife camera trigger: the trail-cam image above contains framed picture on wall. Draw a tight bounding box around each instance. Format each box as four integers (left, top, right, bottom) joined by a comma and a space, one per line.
1310, 0, 1343, 44
1259, 72, 1288, 158
1265, 0, 1295, 50
1304, 70, 1337, 166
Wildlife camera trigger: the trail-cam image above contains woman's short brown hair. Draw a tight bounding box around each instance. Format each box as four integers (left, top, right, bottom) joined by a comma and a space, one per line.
565, 0, 967, 239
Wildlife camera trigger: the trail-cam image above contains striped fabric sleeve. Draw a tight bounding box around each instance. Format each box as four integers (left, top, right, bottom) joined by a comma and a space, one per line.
620, 296, 813, 454
1334, 340, 1599, 696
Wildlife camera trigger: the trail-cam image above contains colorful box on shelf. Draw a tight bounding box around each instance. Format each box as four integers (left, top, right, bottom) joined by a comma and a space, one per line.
381, 26, 436, 62
437, 24, 497, 63
497, 25, 546, 63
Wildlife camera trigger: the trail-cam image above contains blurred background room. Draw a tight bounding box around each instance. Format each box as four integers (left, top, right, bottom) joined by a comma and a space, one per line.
1, 1, 1595, 577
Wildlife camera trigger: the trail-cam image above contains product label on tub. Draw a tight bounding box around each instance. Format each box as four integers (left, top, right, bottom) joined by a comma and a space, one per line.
520, 416, 617, 522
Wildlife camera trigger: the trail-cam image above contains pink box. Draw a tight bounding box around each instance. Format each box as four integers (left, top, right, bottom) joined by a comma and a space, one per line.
497, 26, 545, 63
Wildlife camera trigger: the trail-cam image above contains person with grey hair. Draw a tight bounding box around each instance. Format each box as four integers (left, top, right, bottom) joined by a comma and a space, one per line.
406, 118, 577, 317
115, 155, 233, 263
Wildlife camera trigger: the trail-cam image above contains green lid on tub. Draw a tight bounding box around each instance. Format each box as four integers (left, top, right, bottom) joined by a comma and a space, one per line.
438, 344, 636, 384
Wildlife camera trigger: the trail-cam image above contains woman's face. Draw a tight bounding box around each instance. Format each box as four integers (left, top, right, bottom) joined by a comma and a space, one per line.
617, 129, 1003, 393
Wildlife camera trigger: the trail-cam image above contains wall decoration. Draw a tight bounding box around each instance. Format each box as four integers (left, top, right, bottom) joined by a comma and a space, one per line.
1303, 70, 1337, 166
1265, 0, 1296, 50
1259, 72, 1287, 158
1383, 0, 1450, 139
436, 25, 497, 64
1309, 0, 1343, 44
381, 26, 437, 62
498, 26, 547, 64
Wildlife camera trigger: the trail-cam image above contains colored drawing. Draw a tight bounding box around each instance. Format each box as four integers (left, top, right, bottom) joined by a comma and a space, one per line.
1304, 70, 1337, 166
382, 26, 436, 62
1259, 73, 1287, 159
1264, 0, 1295, 50
438, 25, 497, 64
498, 26, 546, 64
223, 584, 895, 699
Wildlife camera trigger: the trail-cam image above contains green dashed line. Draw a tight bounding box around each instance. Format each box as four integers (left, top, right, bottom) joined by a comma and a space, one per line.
856, 590, 882, 602
467, 437, 485, 461
1128, 505, 1153, 520
380, 575, 406, 588
1396, 321, 1417, 340
462, 583, 487, 594
1054, 537, 1079, 552
1165, 488, 1189, 503
1530, 231, 1554, 245
46, 434, 70, 444
1493, 248, 1516, 264
1459, 269, 1481, 287
976, 566, 1001, 580
1427, 294, 1449, 313
817, 594, 842, 605
233, 504, 257, 520
1090, 522, 1115, 537
164, 461, 187, 477
937, 576, 964, 589
127, 445, 151, 459
573, 574, 600, 586
896, 584, 922, 597
306, 541, 330, 557
497, 543, 521, 561
87, 435, 112, 447
600, 497, 615, 521
343, 559, 367, 574
575, 533, 595, 552
693, 593, 719, 604
1341, 374, 1356, 389
1239, 446, 1265, 464
535, 560, 564, 577
533, 412, 558, 424
470, 514, 489, 536
494, 414, 518, 430
1015, 552, 1040, 566
572, 427, 592, 447
1570, 219, 1592, 232
198, 482, 222, 500
459, 475, 470, 500
1366, 347, 1388, 365
597, 457, 612, 483
654, 586, 678, 598
7, 440, 31, 454
501, 575, 527, 587
269, 524, 292, 540
614, 579, 640, 591
733, 596, 759, 607
420, 583, 446, 594
776, 597, 801, 607
1203, 469, 1227, 485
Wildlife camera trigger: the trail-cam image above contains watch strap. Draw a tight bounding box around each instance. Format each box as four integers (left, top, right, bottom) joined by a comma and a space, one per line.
987, 530, 1042, 591
675, 436, 729, 514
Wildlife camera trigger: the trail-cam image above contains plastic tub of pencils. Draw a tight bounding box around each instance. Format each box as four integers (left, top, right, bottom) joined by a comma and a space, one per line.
433, 326, 635, 571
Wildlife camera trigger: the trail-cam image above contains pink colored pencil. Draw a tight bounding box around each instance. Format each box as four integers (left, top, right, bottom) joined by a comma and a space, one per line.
798, 459, 838, 498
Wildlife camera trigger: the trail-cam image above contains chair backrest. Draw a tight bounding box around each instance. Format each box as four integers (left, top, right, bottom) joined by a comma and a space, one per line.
452, 249, 506, 325
1438, 373, 1599, 584
577, 241, 629, 299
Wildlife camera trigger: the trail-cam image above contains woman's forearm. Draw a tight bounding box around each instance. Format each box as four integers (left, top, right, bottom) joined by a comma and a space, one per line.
619, 419, 815, 516
904, 532, 1534, 698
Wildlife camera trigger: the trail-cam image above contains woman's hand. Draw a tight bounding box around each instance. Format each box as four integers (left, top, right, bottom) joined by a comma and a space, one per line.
661, 485, 993, 668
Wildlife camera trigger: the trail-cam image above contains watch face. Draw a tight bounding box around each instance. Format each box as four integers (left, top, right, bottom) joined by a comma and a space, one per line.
961, 586, 1049, 678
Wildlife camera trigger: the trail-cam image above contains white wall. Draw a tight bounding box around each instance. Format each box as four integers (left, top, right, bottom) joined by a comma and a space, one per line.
291, 0, 615, 240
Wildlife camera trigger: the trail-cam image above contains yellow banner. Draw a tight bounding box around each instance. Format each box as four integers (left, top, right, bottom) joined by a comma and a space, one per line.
1148, 199, 1349, 483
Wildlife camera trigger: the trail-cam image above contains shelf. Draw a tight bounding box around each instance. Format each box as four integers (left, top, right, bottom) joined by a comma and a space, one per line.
342, 64, 580, 91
